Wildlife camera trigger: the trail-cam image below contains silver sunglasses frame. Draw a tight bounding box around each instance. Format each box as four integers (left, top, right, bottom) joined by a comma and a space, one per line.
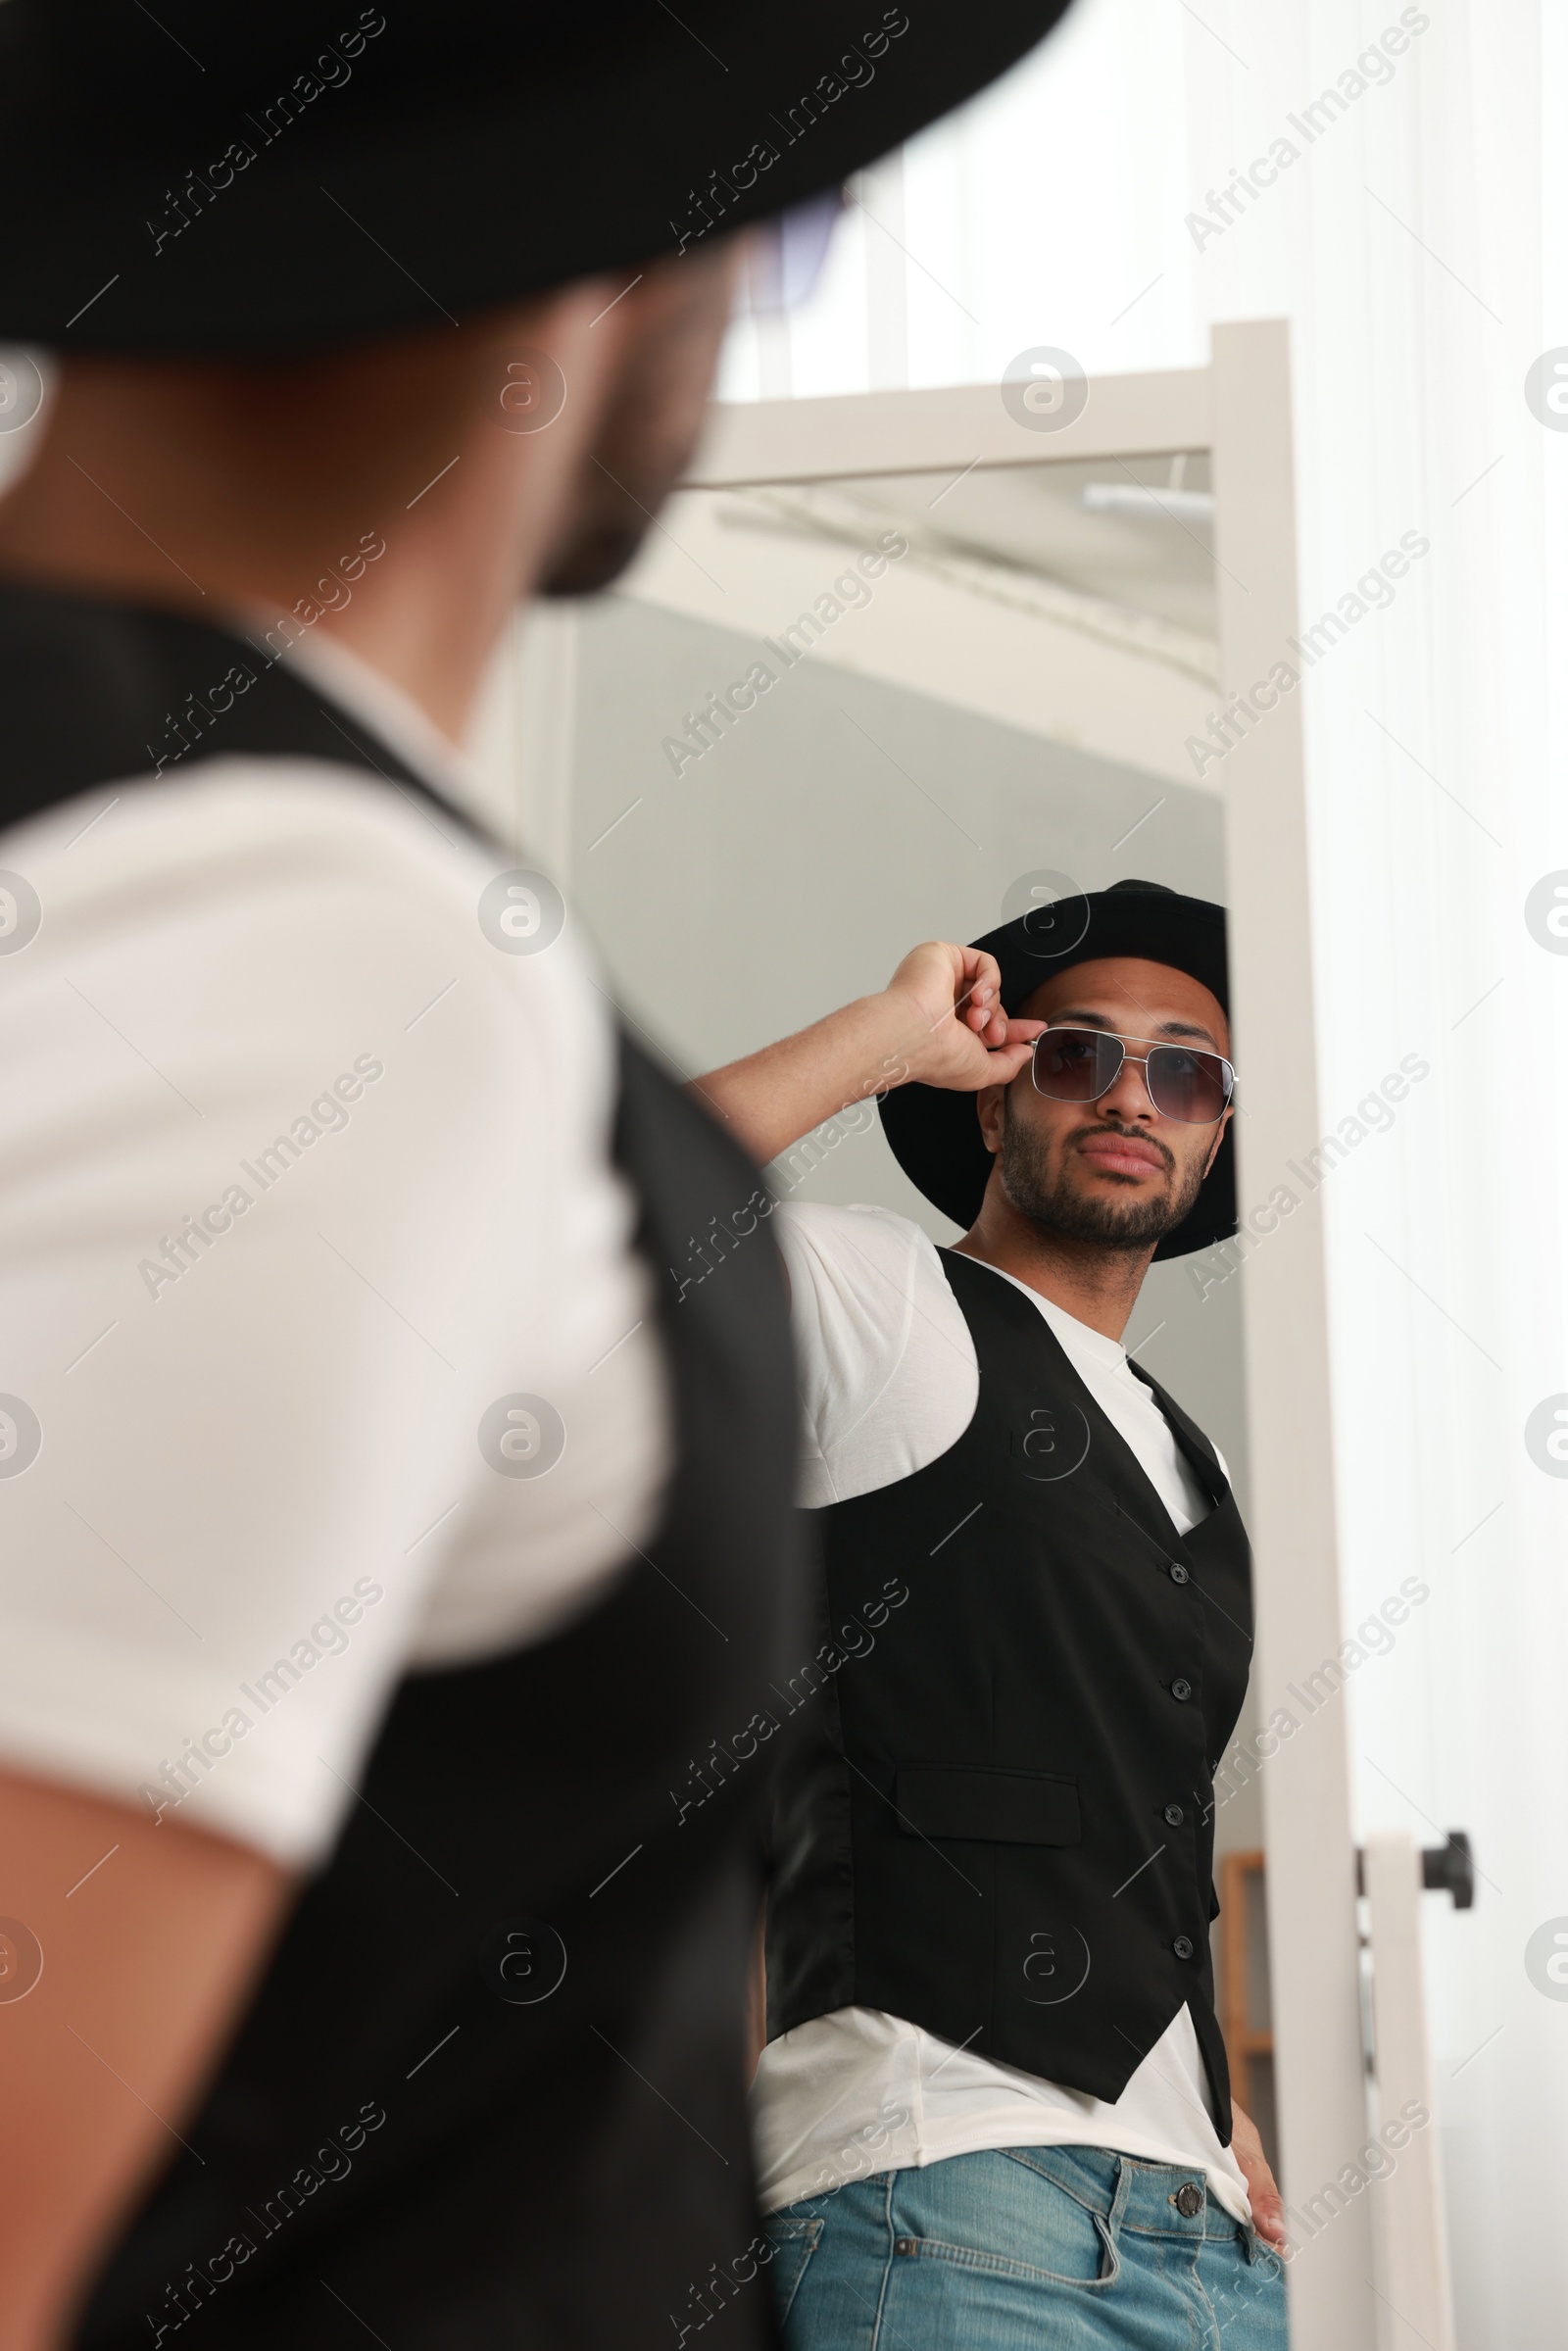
1029, 1025, 1236, 1127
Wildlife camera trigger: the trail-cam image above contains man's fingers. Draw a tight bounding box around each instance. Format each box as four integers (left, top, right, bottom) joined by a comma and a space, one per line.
1239, 2155, 1287, 2243
1228, 2100, 1286, 2245
983, 1018, 1045, 1057
979, 1039, 1038, 1086
889, 945, 1045, 1085
964, 1000, 1045, 1043
955, 949, 1004, 1019
1253, 2176, 1286, 2230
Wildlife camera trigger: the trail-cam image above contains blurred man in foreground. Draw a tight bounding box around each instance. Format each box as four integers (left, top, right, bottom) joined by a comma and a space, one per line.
0, 2, 1071, 2341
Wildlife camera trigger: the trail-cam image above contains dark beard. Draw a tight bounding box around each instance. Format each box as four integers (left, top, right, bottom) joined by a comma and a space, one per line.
999, 1102, 1208, 1249
539, 247, 739, 599
537, 474, 647, 598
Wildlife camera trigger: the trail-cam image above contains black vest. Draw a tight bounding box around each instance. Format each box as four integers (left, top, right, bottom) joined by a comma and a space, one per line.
766, 1249, 1252, 2138
0, 585, 803, 2350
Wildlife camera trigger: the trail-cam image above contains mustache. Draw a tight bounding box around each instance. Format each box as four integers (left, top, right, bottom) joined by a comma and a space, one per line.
1060, 1120, 1176, 1177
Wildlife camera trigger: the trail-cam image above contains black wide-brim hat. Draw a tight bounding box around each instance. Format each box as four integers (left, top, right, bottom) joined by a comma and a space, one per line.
880, 879, 1237, 1261
0, 0, 1076, 352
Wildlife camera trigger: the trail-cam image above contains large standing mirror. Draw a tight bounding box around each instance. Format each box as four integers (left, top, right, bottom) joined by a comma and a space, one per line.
457, 332, 1453, 2351
543, 432, 1274, 2125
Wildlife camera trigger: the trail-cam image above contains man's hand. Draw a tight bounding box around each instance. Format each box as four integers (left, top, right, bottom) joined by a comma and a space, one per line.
1231, 2100, 1286, 2247
691, 941, 1044, 1169
881, 941, 1045, 1093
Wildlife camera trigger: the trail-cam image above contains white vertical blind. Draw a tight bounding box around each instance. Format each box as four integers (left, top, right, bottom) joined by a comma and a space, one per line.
1191, 12, 1565, 2347
716, 0, 1199, 402
715, 5, 1565, 2336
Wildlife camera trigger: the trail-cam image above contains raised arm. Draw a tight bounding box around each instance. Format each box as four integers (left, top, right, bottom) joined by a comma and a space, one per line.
691, 941, 1047, 1167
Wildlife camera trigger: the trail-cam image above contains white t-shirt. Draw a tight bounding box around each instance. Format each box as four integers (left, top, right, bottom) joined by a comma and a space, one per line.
0, 630, 669, 1867
753, 1200, 1250, 2225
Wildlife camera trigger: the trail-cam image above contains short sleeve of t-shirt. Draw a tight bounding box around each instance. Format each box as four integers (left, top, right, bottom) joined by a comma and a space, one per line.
0, 757, 669, 1866
774, 1201, 977, 1506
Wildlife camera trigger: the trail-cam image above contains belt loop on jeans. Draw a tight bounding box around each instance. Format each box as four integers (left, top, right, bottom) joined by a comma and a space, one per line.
1243, 2227, 1285, 2278
1105, 2154, 1135, 2244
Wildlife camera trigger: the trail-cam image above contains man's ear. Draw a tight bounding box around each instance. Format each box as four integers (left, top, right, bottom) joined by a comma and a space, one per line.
975, 1083, 1007, 1153
1200, 1104, 1233, 1180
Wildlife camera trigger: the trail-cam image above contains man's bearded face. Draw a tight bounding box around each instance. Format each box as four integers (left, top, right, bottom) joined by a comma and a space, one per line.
999, 1091, 1209, 1248
988, 957, 1232, 1254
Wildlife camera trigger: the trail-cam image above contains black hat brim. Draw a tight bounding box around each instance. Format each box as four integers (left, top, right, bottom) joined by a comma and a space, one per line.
878, 882, 1236, 1261
1, 1, 1077, 351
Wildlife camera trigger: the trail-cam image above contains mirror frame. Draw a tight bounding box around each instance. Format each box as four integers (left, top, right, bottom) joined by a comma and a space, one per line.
683, 320, 1379, 2350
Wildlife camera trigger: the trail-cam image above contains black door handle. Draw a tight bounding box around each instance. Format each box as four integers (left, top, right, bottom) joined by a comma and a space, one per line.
1355, 1830, 1474, 1909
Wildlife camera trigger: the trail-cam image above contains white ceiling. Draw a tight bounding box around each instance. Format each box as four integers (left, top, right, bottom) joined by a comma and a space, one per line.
782, 452, 1217, 641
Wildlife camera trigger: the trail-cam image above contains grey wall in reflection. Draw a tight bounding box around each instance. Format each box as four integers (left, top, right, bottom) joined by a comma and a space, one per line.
566, 596, 1254, 1548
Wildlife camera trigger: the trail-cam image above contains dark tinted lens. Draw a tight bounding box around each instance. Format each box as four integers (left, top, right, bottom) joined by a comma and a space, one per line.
1032, 1027, 1124, 1102
1146, 1045, 1232, 1124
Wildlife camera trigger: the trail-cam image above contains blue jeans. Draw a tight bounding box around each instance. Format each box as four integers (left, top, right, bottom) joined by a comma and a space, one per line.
764, 2144, 1289, 2349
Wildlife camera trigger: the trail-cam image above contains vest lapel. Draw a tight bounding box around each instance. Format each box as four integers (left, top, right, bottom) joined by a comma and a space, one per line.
948, 1254, 1214, 1569
1128, 1359, 1229, 1508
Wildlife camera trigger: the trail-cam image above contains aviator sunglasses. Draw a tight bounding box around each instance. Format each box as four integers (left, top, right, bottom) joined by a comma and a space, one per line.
1031, 1025, 1236, 1127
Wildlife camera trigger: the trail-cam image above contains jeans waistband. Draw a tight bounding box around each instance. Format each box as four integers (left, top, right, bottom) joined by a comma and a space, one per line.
995, 2143, 1263, 2253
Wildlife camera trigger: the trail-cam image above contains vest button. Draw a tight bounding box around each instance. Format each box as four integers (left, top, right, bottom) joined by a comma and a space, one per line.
1169, 1561, 1190, 1585
1173, 1935, 1195, 1959
1170, 1678, 1193, 1701
1164, 1803, 1185, 1827
1173, 2181, 1204, 2218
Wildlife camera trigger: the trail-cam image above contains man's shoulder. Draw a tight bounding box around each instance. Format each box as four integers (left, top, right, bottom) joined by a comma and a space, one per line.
775, 1200, 940, 1284
3, 754, 618, 1208
775, 1201, 977, 1502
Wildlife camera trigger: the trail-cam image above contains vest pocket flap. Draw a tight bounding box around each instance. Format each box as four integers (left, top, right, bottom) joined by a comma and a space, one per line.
895, 1767, 1081, 1845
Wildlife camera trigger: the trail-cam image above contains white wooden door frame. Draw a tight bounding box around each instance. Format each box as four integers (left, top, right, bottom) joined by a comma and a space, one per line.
1208, 320, 1377, 2351
684, 323, 1380, 2350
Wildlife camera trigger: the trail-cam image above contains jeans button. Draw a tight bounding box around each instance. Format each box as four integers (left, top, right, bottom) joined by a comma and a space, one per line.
895, 2237, 916, 2256
1171, 1678, 1193, 1701
1172, 1935, 1195, 1959
1173, 2181, 1204, 2218
1164, 1803, 1185, 1827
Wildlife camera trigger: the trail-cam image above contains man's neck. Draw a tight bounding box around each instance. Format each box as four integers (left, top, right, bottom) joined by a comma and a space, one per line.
953, 1217, 1153, 1344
